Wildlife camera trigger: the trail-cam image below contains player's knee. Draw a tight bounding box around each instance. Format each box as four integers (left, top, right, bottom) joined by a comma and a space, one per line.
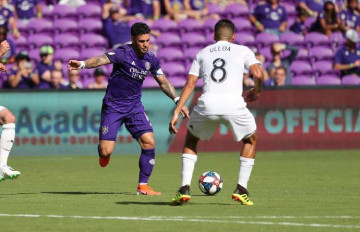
141, 139, 155, 149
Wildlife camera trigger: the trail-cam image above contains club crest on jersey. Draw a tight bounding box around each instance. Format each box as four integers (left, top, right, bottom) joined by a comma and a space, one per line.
101, 126, 109, 135
145, 62, 151, 71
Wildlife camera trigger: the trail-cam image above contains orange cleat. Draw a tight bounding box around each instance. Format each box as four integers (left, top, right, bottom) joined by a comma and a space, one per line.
137, 184, 162, 195
99, 156, 110, 167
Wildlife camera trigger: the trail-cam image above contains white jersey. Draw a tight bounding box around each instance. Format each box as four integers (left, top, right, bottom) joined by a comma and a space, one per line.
189, 40, 260, 115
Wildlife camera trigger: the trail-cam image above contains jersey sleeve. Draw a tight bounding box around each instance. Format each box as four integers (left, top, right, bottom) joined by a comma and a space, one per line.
149, 56, 164, 77
105, 48, 123, 64
333, 49, 343, 64
244, 47, 261, 69
188, 53, 201, 77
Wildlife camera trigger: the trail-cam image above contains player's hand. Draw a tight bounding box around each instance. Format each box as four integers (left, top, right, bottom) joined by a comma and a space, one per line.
244, 88, 260, 103
354, 60, 360, 67
68, 60, 81, 70
0, 63, 7, 73
0, 40, 10, 57
180, 106, 190, 118
169, 112, 180, 134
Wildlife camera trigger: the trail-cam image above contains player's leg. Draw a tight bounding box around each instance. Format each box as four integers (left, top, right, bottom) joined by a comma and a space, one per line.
98, 107, 123, 167
125, 112, 160, 195
0, 107, 20, 181
224, 110, 257, 205
136, 132, 161, 195
172, 111, 218, 205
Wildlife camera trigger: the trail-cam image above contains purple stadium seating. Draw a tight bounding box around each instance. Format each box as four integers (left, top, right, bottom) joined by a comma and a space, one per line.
157, 48, 183, 62
294, 49, 309, 61
28, 34, 54, 49
162, 62, 186, 77
329, 32, 346, 48
282, 2, 296, 16
27, 19, 53, 35
54, 49, 80, 62
143, 76, 159, 88
292, 76, 316, 85
78, 18, 103, 34
16, 20, 29, 37
54, 33, 80, 49
79, 68, 95, 80
13, 35, 28, 51
178, 19, 203, 34
305, 32, 331, 48
258, 46, 272, 60
207, 3, 224, 15
156, 33, 181, 48
52, 5, 77, 20
54, 19, 78, 35
80, 48, 106, 60
342, 74, 360, 85
77, 4, 102, 19
313, 60, 337, 76
309, 46, 334, 62
152, 19, 178, 33
235, 32, 255, 46
280, 32, 305, 47
316, 75, 341, 85
167, 76, 187, 87
203, 18, 218, 33
224, 3, 249, 18
181, 33, 206, 48
255, 32, 279, 48
41, 3, 53, 20
233, 17, 253, 32
80, 34, 108, 49
290, 60, 313, 76
205, 33, 215, 44
29, 49, 40, 63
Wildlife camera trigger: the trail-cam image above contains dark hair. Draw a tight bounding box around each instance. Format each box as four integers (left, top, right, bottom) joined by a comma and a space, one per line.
214, 19, 235, 40
296, 7, 309, 17
131, 22, 151, 37
276, 66, 287, 73
324, 2, 337, 25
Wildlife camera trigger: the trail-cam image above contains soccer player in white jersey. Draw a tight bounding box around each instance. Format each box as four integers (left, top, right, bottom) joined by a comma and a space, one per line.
169, 19, 264, 205
0, 40, 20, 182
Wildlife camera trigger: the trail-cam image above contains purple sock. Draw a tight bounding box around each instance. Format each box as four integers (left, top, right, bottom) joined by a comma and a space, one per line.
138, 148, 155, 184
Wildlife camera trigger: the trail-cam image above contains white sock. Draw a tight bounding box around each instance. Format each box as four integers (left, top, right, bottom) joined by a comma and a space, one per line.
0, 123, 15, 167
181, 153, 198, 187
238, 157, 255, 189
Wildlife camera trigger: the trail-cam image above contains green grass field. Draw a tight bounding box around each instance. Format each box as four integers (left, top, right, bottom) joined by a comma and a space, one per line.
1, 150, 360, 232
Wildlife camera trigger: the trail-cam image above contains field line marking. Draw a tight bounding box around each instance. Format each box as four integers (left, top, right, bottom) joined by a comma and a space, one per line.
0, 214, 360, 229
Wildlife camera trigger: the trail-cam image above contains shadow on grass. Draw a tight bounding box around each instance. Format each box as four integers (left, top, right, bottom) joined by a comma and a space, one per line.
115, 201, 234, 206
0, 192, 39, 196
42, 191, 134, 195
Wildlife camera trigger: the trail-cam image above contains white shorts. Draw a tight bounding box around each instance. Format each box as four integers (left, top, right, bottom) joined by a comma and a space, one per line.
0, 106, 5, 112
187, 108, 256, 142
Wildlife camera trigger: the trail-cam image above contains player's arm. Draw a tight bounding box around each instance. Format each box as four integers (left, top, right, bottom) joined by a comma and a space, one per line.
244, 64, 264, 103
68, 54, 111, 70
169, 74, 198, 134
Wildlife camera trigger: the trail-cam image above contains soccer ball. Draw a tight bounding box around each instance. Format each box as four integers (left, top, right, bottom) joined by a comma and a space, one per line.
198, 171, 223, 195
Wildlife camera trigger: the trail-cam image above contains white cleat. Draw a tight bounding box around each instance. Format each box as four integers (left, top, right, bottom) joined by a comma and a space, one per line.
0, 166, 20, 182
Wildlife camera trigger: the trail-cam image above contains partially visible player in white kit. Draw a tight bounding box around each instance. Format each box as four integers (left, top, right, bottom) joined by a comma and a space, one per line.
0, 40, 20, 182
170, 19, 264, 205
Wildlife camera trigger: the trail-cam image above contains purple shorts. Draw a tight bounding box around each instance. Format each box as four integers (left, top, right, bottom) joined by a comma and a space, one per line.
99, 106, 153, 141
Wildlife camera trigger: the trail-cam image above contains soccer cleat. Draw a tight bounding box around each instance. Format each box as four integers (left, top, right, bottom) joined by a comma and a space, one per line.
99, 155, 110, 167
0, 166, 21, 182
171, 185, 191, 205
232, 184, 254, 205
137, 184, 162, 195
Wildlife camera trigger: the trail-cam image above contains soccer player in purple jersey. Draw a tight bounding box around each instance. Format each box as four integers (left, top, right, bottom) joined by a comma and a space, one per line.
68, 22, 189, 195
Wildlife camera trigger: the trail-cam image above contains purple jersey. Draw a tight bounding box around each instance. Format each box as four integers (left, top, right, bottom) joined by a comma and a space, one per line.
35, 61, 55, 88
299, 0, 324, 13
190, 0, 204, 11
8, 66, 38, 89
0, 7, 13, 29
103, 18, 131, 47
130, 0, 158, 16
340, 9, 360, 30
334, 46, 360, 77
104, 44, 162, 113
169, 0, 184, 11
290, 20, 308, 34
12, 0, 39, 19
252, 2, 288, 29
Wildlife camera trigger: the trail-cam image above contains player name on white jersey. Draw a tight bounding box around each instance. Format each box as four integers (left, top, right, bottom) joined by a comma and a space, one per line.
210, 46, 231, 53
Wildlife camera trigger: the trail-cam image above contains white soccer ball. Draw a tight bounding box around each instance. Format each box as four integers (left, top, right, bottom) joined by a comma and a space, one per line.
198, 171, 223, 195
